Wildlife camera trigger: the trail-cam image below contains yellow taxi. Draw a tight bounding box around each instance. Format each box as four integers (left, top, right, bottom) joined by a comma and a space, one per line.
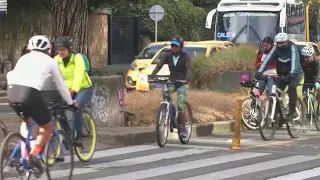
136, 43, 228, 91
125, 41, 171, 89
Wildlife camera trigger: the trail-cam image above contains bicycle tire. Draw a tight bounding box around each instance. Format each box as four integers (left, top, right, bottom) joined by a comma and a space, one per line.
241, 97, 259, 131
258, 97, 278, 141
314, 106, 320, 131
45, 129, 73, 180
302, 96, 311, 132
74, 111, 96, 162
0, 120, 8, 137
287, 98, 305, 138
156, 103, 170, 148
0, 132, 25, 180
179, 102, 193, 144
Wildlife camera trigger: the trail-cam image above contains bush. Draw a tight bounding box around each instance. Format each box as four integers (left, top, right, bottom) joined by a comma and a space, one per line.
192, 45, 258, 88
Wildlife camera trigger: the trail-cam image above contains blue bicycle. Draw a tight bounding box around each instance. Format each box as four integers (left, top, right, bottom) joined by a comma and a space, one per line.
0, 103, 74, 180
148, 77, 193, 147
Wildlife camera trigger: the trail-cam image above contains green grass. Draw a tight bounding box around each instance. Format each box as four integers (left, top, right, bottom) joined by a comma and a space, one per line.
192, 44, 257, 88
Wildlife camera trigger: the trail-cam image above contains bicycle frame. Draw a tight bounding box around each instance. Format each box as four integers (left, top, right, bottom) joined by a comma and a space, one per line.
162, 83, 179, 128
8, 121, 63, 170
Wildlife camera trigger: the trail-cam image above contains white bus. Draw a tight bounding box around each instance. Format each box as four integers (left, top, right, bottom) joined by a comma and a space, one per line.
206, 0, 320, 44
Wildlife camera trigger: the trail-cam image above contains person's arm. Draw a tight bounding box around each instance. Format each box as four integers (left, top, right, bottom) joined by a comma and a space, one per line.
185, 53, 192, 82
255, 50, 262, 70
290, 44, 300, 74
72, 54, 86, 92
258, 46, 277, 73
150, 53, 167, 77
50, 61, 73, 105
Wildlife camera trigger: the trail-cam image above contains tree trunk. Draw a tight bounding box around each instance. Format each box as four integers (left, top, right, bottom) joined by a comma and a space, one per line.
52, 0, 88, 54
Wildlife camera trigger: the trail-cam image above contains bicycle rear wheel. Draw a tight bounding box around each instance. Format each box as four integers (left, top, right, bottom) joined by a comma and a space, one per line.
0, 120, 8, 143
314, 106, 320, 131
45, 129, 73, 180
156, 103, 170, 147
0, 132, 25, 180
179, 102, 193, 144
258, 97, 278, 141
74, 111, 96, 162
287, 98, 305, 138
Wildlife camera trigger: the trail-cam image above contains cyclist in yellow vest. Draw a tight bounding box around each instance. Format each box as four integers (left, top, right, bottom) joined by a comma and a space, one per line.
54, 36, 93, 140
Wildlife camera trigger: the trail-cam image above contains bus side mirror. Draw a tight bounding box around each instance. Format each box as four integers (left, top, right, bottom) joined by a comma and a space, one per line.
279, 8, 286, 29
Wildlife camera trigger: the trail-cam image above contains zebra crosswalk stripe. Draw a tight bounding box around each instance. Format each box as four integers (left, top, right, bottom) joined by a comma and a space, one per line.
181, 155, 320, 180
267, 167, 320, 180
91, 152, 270, 180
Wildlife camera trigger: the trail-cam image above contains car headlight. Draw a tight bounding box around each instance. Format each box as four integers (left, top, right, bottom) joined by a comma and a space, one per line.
130, 62, 137, 70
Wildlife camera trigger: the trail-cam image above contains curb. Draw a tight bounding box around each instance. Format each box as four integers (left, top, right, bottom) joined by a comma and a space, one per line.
97, 120, 235, 146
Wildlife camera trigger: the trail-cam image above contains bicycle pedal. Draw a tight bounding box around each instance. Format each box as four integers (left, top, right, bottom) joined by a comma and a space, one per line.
73, 141, 83, 148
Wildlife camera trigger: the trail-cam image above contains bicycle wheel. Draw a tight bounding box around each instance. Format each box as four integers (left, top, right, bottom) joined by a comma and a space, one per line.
241, 97, 259, 131
0, 120, 8, 143
179, 102, 193, 144
258, 97, 278, 141
45, 129, 73, 180
287, 98, 305, 138
74, 111, 96, 162
314, 105, 320, 131
302, 96, 311, 132
42, 120, 62, 165
156, 103, 170, 147
0, 132, 25, 179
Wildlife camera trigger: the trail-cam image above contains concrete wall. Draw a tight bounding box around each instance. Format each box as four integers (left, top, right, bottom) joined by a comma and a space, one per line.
208, 71, 254, 91
42, 75, 124, 127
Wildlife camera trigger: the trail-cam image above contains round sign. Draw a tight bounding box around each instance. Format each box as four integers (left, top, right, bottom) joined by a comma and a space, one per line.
149, 5, 164, 22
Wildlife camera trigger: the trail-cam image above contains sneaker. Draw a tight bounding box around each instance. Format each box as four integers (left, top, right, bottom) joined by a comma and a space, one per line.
27, 154, 43, 177
286, 112, 299, 122
179, 128, 188, 138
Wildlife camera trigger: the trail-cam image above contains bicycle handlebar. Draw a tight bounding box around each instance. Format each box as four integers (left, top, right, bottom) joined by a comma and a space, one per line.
47, 102, 77, 111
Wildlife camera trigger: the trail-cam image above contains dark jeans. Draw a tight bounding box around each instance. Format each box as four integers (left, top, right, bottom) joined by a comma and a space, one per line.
276, 74, 302, 114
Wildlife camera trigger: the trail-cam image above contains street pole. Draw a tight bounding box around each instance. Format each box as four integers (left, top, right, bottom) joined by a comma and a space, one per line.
155, 20, 158, 42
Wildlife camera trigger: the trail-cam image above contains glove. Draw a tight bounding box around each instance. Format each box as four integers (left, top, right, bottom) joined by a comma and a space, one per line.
255, 72, 263, 80
281, 73, 296, 82
315, 82, 320, 89
70, 89, 76, 99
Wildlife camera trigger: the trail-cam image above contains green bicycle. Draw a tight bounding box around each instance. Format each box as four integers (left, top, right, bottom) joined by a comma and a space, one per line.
301, 83, 320, 132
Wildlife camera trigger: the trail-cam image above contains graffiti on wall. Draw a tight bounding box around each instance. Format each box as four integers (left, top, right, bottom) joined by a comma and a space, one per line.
91, 83, 110, 123
118, 88, 124, 112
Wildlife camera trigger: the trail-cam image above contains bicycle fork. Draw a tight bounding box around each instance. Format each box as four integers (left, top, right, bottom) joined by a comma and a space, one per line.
268, 96, 278, 122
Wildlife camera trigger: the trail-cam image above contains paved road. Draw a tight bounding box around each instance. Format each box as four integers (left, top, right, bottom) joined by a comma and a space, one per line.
2, 127, 320, 180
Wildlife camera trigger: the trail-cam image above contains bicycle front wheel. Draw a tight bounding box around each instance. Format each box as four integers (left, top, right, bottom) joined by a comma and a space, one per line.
0, 120, 8, 142
179, 102, 193, 144
74, 111, 96, 162
45, 129, 73, 180
241, 97, 259, 131
0, 132, 25, 180
258, 97, 278, 141
287, 98, 305, 138
302, 96, 311, 132
156, 103, 170, 147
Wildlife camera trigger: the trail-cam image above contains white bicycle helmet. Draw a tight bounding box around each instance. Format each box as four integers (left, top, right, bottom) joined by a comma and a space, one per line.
27, 35, 51, 50
274, 33, 289, 43
301, 46, 315, 57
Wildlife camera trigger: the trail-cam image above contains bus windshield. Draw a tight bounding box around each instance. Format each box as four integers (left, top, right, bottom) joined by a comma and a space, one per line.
216, 12, 280, 44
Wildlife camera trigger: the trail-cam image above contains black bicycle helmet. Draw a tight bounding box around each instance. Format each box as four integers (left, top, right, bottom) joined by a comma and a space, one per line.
170, 36, 184, 48
54, 36, 73, 48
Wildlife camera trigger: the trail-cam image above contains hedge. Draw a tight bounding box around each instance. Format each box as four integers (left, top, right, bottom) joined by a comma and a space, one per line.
191, 45, 257, 88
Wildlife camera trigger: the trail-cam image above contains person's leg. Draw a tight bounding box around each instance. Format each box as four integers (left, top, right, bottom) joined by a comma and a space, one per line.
176, 85, 188, 137
266, 77, 274, 96
74, 86, 93, 137
287, 74, 301, 119
258, 79, 267, 95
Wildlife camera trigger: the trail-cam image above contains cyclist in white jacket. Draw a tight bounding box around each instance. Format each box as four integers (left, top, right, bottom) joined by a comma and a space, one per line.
7, 35, 77, 174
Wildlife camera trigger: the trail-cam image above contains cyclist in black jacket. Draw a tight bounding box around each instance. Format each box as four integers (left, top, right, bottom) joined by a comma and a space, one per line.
150, 37, 192, 138
255, 32, 302, 121
301, 45, 320, 106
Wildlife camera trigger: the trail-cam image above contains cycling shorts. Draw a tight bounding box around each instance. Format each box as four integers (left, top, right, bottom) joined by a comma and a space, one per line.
7, 84, 50, 126
162, 84, 187, 112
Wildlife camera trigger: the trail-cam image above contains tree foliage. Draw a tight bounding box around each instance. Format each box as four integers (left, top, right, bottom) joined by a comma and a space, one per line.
139, 0, 210, 41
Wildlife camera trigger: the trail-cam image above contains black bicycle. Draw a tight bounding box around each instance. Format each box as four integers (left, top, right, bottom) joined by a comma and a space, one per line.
258, 76, 305, 141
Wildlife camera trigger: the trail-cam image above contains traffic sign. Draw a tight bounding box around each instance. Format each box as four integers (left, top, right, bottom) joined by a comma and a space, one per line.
149, 5, 164, 42
149, 5, 164, 22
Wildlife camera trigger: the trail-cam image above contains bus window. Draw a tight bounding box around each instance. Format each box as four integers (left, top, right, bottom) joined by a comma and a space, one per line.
287, 3, 306, 40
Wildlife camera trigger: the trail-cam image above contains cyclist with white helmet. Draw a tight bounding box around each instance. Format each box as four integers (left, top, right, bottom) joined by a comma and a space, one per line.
7, 35, 77, 174
301, 45, 320, 99
255, 32, 302, 121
